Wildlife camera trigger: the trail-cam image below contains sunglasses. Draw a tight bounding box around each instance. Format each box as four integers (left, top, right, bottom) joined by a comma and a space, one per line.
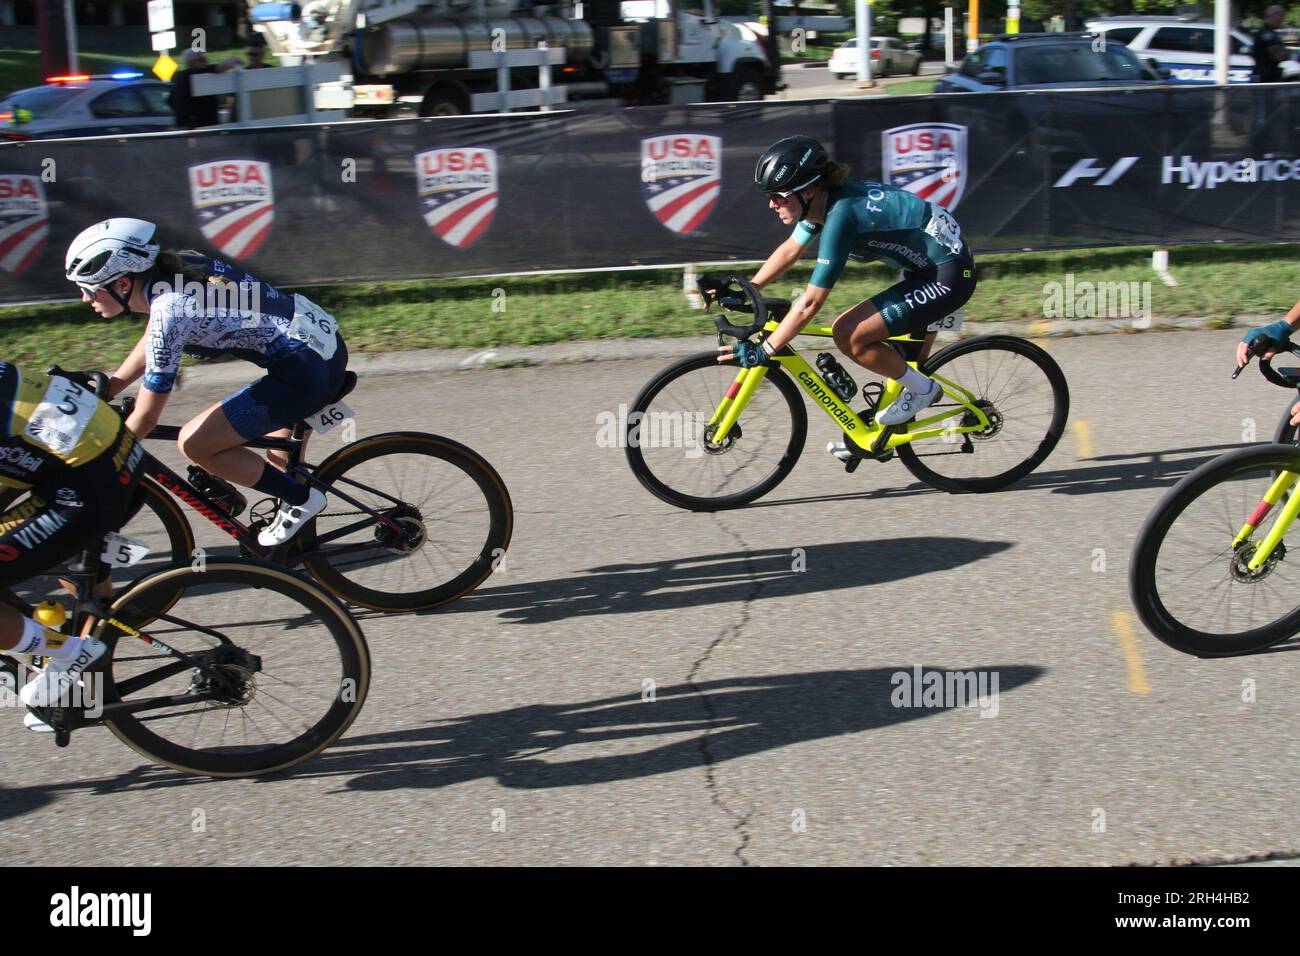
766, 191, 796, 202
76, 282, 101, 296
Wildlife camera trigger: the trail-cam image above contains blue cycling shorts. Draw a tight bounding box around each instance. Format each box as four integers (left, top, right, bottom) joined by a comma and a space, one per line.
221, 338, 349, 440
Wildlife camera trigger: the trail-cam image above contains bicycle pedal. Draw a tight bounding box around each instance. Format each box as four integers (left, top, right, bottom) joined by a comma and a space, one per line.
844, 457, 861, 474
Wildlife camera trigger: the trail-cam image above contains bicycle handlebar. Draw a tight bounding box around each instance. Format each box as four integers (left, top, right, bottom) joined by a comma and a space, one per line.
47, 365, 109, 399
703, 275, 769, 341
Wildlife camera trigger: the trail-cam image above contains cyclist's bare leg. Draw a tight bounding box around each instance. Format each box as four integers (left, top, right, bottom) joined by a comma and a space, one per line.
832, 300, 937, 374
264, 426, 308, 480
177, 403, 267, 486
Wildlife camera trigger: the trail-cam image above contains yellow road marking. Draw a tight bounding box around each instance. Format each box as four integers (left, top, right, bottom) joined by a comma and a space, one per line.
1111, 611, 1151, 695
1072, 419, 1094, 458
1029, 319, 1053, 339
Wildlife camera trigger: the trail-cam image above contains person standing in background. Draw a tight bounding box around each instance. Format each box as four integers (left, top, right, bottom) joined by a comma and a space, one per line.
1252, 5, 1290, 83
167, 50, 222, 129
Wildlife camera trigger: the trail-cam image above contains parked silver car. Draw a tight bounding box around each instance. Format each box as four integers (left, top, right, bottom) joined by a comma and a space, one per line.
828, 37, 922, 78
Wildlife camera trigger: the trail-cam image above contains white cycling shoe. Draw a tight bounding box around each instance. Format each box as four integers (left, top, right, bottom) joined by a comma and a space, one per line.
24, 712, 54, 733
19, 638, 106, 709
258, 488, 327, 547
826, 442, 855, 462
877, 378, 942, 427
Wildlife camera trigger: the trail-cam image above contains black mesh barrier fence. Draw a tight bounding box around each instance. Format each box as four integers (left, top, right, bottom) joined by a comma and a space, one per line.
1, 85, 1296, 304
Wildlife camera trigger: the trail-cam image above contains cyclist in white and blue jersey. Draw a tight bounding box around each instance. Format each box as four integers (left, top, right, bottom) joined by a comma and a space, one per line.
65, 218, 348, 545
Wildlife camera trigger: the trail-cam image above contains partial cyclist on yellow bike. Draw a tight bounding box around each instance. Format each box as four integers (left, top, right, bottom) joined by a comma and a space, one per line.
0, 362, 148, 724
65, 219, 349, 546
1237, 298, 1300, 424
716, 135, 977, 460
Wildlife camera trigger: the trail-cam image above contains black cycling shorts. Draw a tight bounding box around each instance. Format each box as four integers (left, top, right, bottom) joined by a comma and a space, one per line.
871, 253, 978, 339
0, 429, 146, 590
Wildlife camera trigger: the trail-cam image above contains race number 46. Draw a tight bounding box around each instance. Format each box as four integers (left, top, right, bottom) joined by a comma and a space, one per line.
309, 400, 354, 434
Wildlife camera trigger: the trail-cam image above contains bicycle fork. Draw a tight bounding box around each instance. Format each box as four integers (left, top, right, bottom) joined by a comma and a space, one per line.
1235, 470, 1300, 570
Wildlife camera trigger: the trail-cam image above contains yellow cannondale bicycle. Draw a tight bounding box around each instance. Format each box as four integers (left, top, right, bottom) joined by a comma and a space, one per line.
625, 276, 1070, 510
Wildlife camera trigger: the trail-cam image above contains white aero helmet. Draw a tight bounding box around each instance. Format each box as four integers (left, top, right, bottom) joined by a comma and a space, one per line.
65, 218, 160, 292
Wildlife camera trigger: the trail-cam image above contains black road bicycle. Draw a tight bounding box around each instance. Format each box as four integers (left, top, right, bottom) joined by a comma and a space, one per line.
1, 374, 369, 777
42, 368, 514, 614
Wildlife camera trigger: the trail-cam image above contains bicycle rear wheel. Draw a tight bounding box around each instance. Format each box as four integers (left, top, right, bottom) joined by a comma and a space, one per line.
625, 352, 808, 510
1130, 444, 1300, 657
302, 432, 513, 612
896, 335, 1069, 493
98, 560, 369, 777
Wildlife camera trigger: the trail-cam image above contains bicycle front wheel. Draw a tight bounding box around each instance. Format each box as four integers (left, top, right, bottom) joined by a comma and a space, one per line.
1130, 444, 1300, 657
625, 352, 808, 511
896, 335, 1069, 493
303, 432, 513, 612
98, 560, 369, 777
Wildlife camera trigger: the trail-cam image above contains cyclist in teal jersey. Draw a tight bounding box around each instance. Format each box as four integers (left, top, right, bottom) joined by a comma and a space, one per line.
718, 136, 977, 453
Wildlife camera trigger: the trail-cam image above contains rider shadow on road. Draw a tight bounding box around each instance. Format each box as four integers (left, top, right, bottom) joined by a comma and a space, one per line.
431, 536, 1013, 625
0, 665, 1044, 817
313, 665, 1046, 793
752, 442, 1247, 509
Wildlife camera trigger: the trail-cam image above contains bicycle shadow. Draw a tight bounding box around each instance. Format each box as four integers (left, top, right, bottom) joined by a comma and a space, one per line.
0, 665, 1044, 817
751, 443, 1247, 509
423, 536, 1013, 625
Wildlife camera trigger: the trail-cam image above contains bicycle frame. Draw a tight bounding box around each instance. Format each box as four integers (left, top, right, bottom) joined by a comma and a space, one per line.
141, 424, 407, 565
0, 548, 234, 744
709, 321, 992, 456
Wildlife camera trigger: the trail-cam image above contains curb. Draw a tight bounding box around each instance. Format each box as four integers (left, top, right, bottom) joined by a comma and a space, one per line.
170, 314, 1243, 392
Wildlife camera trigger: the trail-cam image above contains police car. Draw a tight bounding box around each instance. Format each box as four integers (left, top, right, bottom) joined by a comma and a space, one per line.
0, 73, 175, 142
1085, 15, 1300, 84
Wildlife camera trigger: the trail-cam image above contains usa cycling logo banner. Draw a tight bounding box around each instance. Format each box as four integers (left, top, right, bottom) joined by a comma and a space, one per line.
883, 123, 967, 210
417, 147, 498, 249
0, 175, 48, 275
188, 160, 274, 260
641, 134, 722, 235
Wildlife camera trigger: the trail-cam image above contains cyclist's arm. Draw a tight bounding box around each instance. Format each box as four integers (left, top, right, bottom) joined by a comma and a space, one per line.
761, 285, 831, 355
125, 386, 167, 439
1237, 298, 1300, 365
108, 329, 149, 399
751, 235, 809, 291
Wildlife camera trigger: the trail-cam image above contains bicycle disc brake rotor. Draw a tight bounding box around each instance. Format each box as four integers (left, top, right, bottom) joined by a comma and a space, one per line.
962, 399, 1004, 440
1230, 540, 1285, 583
373, 506, 426, 554
189, 645, 262, 707
702, 422, 742, 455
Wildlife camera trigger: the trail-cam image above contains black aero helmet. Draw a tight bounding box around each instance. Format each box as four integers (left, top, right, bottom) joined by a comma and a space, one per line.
755, 135, 829, 195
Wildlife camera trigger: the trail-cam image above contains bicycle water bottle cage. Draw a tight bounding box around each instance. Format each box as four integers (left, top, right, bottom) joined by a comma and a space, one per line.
861, 381, 884, 412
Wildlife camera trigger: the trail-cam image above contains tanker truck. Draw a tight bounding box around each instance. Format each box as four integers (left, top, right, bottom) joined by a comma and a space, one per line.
246, 0, 782, 116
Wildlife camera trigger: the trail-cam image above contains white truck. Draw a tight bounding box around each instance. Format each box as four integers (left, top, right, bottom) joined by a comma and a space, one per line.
247, 0, 782, 116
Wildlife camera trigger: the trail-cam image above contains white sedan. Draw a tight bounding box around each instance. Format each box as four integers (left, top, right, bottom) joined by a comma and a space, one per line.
828, 37, 923, 78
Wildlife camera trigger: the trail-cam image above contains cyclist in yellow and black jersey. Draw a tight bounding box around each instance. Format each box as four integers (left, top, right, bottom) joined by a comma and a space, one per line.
0, 362, 147, 718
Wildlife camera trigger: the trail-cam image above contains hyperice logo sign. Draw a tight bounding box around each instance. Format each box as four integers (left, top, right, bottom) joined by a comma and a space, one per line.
882, 123, 967, 210
416, 147, 498, 249
188, 160, 274, 259
641, 134, 722, 235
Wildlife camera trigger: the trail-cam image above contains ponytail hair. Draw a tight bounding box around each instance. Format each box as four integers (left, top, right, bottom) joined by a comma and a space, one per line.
146, 249, 239, 296
822, 160, 851, 189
